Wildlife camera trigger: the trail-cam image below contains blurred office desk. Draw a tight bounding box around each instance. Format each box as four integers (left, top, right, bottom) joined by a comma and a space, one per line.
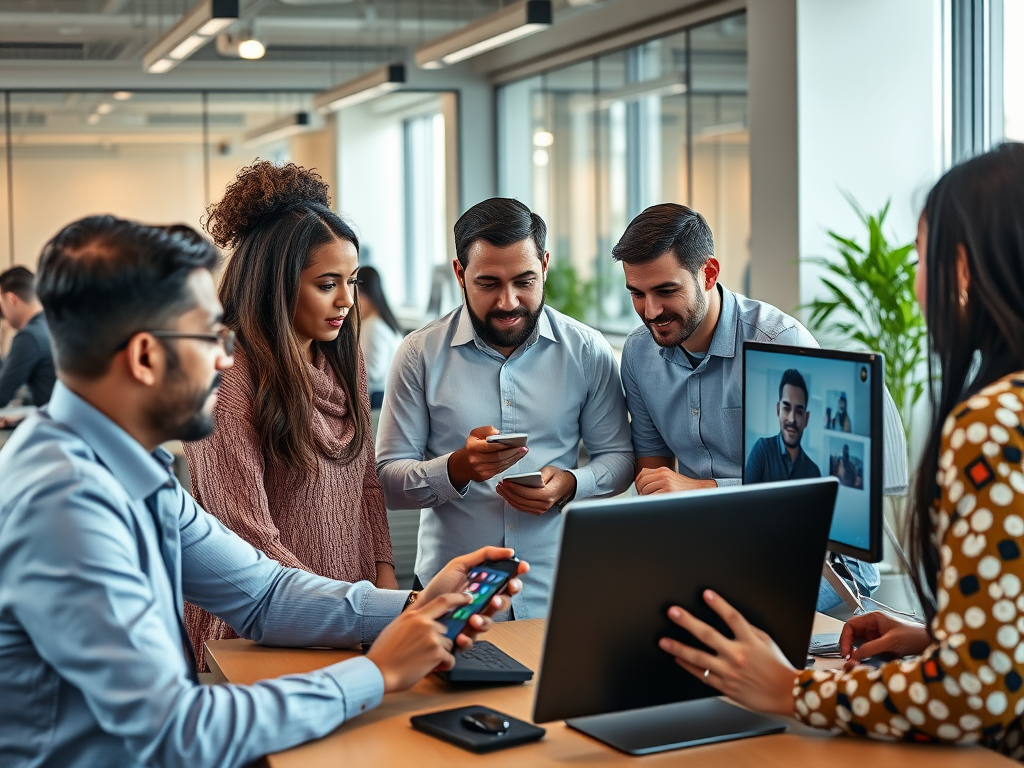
207, 616, 1012, 768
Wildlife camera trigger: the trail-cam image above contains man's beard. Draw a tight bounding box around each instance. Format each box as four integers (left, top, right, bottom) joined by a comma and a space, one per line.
150, 369, 222, 443
781, 422, 803, 448
464, 289, 544, 350
647, 286, 707, 349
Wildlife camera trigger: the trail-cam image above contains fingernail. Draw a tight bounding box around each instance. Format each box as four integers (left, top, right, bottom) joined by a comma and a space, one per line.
844, 654, 850, 661
668, 607, 682, 619
705, 590, 715, 601
659, 638, 671, 650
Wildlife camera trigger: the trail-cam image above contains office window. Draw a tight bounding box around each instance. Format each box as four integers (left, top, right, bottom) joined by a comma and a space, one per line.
403, 111, 448, 309
1005, 0, 1024, 140
497, 13, 749, 332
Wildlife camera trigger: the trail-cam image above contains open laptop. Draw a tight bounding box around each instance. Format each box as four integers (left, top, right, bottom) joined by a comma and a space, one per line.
532, 477, 839, 754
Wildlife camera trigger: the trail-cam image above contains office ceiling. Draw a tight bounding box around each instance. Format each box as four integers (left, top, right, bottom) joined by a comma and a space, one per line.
0, 0, 505, 63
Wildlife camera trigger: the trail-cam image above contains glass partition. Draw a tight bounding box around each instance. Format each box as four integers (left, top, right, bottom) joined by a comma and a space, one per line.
498, 13, 749, 333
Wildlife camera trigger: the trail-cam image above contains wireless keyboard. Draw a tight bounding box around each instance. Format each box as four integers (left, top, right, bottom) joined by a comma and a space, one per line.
434, 641, 534, 683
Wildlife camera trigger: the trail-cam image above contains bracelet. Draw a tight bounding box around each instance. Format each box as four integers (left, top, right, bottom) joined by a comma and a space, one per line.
402, 590, 420, 612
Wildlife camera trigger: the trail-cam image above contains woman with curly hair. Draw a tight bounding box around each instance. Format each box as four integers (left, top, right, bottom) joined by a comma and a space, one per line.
184, 161, 396, 672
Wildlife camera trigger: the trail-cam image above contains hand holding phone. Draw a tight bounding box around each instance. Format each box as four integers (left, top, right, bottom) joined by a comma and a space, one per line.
439, 558, 520, 641
447, 426, 528, 487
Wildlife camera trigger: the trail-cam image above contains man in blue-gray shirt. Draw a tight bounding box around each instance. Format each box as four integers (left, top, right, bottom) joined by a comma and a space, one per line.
377, 198, 633, 619
745, 368, 821, 483
0, 266, 56, 407
0, 216, 525, 768
613, 203, 907, 611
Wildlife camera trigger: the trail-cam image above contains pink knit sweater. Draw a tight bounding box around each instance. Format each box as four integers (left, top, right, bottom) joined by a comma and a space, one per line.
183, 345, 393, 671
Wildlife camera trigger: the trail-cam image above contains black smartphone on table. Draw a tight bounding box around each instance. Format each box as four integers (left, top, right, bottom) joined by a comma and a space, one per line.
440, 558, 519, 641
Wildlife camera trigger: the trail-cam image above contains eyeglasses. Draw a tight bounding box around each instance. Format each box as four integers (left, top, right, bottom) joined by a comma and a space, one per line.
117, 328, 235, 355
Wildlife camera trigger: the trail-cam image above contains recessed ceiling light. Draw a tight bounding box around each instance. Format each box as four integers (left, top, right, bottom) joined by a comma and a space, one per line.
96, 103, 114, 115
87, 114, 100, 125
113, 91, 133, 101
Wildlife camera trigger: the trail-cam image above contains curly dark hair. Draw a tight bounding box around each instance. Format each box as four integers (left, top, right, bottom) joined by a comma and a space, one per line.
203, 161, 332, 250
205, 160, 368, 471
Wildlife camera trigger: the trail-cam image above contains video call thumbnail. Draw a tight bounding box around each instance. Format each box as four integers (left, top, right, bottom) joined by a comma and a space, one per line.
743, 349, 874, 552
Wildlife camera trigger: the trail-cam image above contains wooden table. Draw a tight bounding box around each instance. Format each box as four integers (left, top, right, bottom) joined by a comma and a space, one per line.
208, 616, 1012, 767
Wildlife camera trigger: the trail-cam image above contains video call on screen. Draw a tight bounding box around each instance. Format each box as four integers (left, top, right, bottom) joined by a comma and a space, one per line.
744, 350, 873, 552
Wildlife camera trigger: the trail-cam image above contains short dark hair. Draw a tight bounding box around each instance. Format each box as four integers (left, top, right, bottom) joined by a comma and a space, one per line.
36, 215, 221, 378
611, 203, 714, 275
454, 198, 546, 267
0, 266, 36, 302
778, 369, 809, 405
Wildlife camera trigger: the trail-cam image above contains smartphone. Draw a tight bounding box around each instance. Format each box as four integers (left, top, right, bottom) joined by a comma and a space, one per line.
485, 433, 529, 448
503, 471, 544, 488
439, 558, 520, 641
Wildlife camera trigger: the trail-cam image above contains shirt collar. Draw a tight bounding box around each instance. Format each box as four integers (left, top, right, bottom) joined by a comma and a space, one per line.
46, 381, 175, 500
659, 284, 738, 368
450, 304, 557, 353
706, 284, 739, 359
775, 432, 808, 464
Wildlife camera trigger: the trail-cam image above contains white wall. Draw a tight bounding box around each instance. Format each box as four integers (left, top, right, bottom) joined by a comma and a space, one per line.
797, 0, 944, 308
334, 103, 407, 307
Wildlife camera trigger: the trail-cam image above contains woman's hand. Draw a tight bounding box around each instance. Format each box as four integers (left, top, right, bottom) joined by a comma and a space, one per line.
659, 590, 797, 717
840, 611, 930, 671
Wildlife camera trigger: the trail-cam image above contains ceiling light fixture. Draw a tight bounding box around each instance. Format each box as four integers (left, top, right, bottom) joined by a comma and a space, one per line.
242, 112, 313, 147
216, 30, 266, 60
533, 130, 554, 147
86, 114, 100, 125
96, 102, 114, 115
112, 91, 134, 101
313, 63, 406, 113
143, 0, 240, 74
415, 0, 552, 70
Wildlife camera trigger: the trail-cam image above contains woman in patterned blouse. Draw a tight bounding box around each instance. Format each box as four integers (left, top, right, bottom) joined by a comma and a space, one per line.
659, 142, 1024, 758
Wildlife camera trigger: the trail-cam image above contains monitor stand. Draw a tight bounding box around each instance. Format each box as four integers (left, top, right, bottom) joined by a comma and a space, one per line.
822, 558, 863, 612
564, 697, 786, 755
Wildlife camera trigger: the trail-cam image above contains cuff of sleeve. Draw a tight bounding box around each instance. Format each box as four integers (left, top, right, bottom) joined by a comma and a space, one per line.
425, 452, 470, 503
359, 587, 411, 642
566, 467, 596, 504
323, 655, 385, 721
714, 478, 741, 487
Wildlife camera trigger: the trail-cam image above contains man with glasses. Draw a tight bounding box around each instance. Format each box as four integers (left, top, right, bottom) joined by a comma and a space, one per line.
0, 215, 526, 768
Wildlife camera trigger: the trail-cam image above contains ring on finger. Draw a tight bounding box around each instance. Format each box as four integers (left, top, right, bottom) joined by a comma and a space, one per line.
703, 669, 710, 680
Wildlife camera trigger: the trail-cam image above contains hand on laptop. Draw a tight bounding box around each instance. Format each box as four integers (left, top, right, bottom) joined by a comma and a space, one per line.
658, 589, 797, 717
635, 467, 716, 495
447, 427, 528, 487
496, 466, 576, 514
840, 611, 929, 671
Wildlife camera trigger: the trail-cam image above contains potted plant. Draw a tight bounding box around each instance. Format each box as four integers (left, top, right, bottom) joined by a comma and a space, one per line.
544, 257, 595, 322
802, 196, 928, 444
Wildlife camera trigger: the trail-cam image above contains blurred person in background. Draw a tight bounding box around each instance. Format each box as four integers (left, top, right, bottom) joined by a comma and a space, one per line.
0, 266, 56, 408
356, 265, 402, 409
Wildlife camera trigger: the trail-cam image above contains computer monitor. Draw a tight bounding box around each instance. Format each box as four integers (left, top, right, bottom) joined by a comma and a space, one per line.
742, 342, 884, 563
532, 478, 838, 754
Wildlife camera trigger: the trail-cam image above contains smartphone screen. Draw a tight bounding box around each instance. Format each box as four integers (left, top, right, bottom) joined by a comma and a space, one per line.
439, 560, 517, 641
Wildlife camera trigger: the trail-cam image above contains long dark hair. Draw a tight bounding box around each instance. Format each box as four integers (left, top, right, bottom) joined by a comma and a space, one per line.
204, 161, 366, 470
910, 143, 1024, 627
356, 265, 401, 335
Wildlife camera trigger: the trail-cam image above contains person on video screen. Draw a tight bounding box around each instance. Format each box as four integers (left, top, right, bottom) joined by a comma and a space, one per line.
833, 443, 862, 488
829, 391, 852, 432
744, 369, 820, 483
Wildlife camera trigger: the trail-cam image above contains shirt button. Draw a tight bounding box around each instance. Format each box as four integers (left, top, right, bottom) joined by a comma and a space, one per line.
504, 399, 511, 406
360, 704, 366, 711
508, 524, 514, 531
692, 408, 699, 415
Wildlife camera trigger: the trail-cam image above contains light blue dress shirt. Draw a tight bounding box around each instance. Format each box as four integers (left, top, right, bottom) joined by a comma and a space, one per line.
621, 285, 909, 611
0, 382, 410, 768
376, 305, 634, 619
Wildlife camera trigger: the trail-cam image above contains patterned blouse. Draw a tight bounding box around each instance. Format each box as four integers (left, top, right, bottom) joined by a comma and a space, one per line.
793, 372, 1024, 759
